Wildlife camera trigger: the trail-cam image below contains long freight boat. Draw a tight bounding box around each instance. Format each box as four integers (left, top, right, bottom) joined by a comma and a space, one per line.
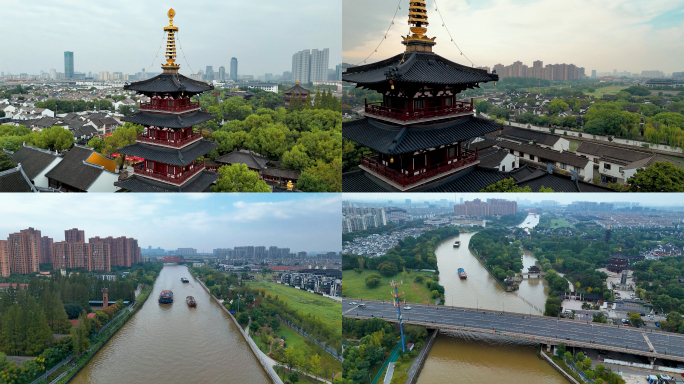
158, 290, 174, 304
186, 296, 196, 307
453, 240, 461, 248
458, 268, 467, 279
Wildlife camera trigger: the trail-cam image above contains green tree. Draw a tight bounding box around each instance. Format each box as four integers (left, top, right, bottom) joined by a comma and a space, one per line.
628, 312, 644, 328
282, 144, 311, 170
544, 297, 561, 317
86, 137, 105, 154
212, 163, 270, 192
626, 162, 684, 192
0, 151, 17, 171
548, 100, 570, 115
377, 262, 398, 277
480, 178, 532, 192
365, 273, 382, 288
592, 312, 607, 323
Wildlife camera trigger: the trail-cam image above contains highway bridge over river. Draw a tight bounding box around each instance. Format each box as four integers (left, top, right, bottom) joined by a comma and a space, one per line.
343, 299, 684, 363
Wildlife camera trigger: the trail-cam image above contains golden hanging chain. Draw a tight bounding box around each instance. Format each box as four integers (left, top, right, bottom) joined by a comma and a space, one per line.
176, 31, 196, 75
433, 0, 475, 67
147, 31, 167, 73
355, 0, 404, 66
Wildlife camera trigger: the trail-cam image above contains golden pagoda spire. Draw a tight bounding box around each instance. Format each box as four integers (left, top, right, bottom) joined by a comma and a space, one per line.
162, 8, 180, 73
402, 1, 436, 52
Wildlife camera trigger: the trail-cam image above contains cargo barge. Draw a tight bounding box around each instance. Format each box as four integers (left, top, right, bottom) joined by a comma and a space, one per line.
186, 296, 196, 307
453, 241, 460, 248
158, 290, 174, 303
458, 268, 467, 279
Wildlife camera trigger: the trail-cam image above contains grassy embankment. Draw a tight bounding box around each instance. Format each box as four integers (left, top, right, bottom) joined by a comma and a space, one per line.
537, 218, 573, 229
342, 270, 435, 304
583, 85, 628, 98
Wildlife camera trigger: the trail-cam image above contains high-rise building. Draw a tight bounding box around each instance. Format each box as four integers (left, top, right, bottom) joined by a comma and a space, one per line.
218, 66, 226, 81
454, 199, 517, 216
177, 248, 197, 256
7, 228, 42, 275
310, 48, 329, 82
89, 236, 141, 267
50, 68, 57, 79
205, 66, 214, 81
53, 242, 111, 272
40, 236, 53, 264
64, 51, 74, 79
0, 240, 9, 277
292, 49, 311, 84
592, 70, 597, 78
65, 228, 85, 243
230, 57, 238, 81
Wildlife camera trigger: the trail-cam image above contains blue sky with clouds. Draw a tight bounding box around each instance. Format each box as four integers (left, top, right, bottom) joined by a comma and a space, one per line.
0, 194, 341, 253
343, 0, 684, 73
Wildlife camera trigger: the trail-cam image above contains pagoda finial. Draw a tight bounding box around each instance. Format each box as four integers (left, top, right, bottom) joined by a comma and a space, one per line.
296, 79, 299, 85
402, 1, 436, 52
162, 8, 180, 73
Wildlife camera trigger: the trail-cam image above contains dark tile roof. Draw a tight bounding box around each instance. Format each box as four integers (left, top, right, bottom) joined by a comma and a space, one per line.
499, 126, 560, 146
115, 140, 218, 166
515, 170, 613, 192
343, 52, 498, 86
122, 110, 215, 129
124, 73, 213, 95
477, 148, 511, 168
284, 83, 309, 96
575, 142, 651, 164
342, 170, 398, 192
0, 165, 38, 192
10, 145, 59, 180
215, 150, 269, 170
496, 141, 589, 168
44, 146, 108, 191
425, 166, 511, 192
466, 138, 498, 151
114, 170, 218, 192
261, 167, 301, 180
343, 116, 503, 155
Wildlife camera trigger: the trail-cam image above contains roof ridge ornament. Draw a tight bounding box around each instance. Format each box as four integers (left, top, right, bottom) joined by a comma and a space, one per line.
402, 1, 436, 52
162, 8, 180, 73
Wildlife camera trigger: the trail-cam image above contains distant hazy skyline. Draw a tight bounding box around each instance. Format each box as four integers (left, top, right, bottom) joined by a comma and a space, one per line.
0, 0, 342, 77
0, 194, 341, 253
344, 193, 684, 206
343, 0, 684, 74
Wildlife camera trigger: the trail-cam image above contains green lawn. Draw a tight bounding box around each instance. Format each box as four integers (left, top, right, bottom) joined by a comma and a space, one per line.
584, 85, 627, 98
342, 270, 436, 304
278, 322, 343, 380
248, 280, 342, 333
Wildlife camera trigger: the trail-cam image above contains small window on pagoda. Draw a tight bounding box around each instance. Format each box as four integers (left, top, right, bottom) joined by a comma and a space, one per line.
168, 100, 174, 107
146, 161, 154, 169
167, 165, 176, 174
448, 147, 456, 158
413, 99, 424, 110
168, 132, 175, 140
445, 98, 453, 106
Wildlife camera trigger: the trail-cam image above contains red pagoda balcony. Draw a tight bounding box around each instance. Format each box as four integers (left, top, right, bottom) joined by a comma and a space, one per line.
136, 132, 202, 148
365, 100, 474, 125
133, 160, 204, 186
139, 101, 200, 114
360, 151, 479, 190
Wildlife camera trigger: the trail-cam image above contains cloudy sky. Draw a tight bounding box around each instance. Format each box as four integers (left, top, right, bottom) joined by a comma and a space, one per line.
344, 193, 684, 206
0, 194, 341, 253
343, 0, 684, 73
0, 0, 342, 77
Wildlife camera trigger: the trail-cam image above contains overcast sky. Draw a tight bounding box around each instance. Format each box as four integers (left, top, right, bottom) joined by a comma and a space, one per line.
343, 193, 684, 207
0, 0, 342, 77
343, 0, 684, 74
0, 194, 341, 253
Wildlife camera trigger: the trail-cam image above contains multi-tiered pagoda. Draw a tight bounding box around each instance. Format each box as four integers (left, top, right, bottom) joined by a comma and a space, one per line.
342, 1, 503, 192
115, 9, 219, 192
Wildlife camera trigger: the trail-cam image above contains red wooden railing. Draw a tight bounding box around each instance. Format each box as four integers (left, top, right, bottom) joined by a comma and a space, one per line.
139, 101, 200, 113
136, 132, 202, 148
361, 151, 478, 188
133, 161, 204, 185
365, 100, 473, 122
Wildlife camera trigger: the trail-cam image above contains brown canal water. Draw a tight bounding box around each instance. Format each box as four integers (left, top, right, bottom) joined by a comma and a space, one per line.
71, 264, 269, 384
437, 213, 547, 314
416, 332, 569, 384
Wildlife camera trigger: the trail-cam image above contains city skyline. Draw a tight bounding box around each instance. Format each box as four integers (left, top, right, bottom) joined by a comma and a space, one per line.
343, 0, 684, 74
343, 193, 684, 206
0, 0, 342, 77
0, 194, 342, 253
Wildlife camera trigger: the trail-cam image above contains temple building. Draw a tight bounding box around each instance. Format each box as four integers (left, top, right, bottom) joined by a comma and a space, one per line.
606, 251, 630, 274
284, 81, 309, 106
342, 1, 504, 191
115, 9, 219, 192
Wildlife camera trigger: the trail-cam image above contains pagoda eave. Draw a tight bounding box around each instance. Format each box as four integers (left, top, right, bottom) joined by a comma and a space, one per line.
115, 170, 218, 192
116, 140, 218, 166
122, 110, 216, 129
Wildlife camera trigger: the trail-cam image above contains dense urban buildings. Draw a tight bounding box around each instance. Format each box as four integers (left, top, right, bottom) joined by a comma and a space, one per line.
0, 240, 9, 278
342, 206, 387, 233
52, 242, 111, 271
453, 199, 517, 216
492, 60, 585, 81
89, 236, 141, 267
176, 248, 197, 256
65, 228, 85, 243
7, 228, 42, 275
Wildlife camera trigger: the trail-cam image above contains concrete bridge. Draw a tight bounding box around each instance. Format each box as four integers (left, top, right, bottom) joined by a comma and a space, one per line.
343, 299, 684, 364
